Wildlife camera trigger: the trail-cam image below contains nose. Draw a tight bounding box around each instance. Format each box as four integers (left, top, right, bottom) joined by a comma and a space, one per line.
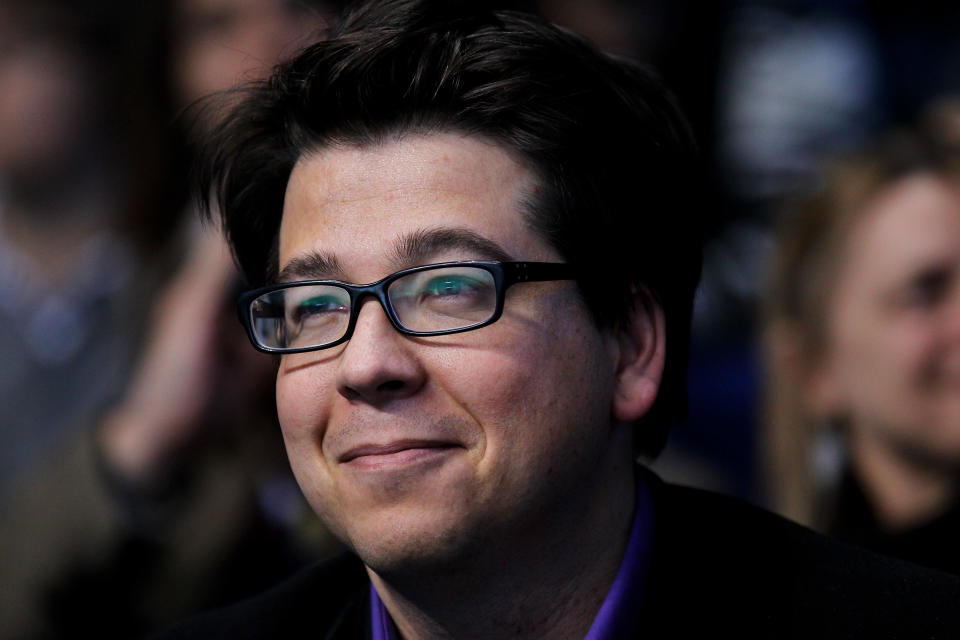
334, 297, 426, 406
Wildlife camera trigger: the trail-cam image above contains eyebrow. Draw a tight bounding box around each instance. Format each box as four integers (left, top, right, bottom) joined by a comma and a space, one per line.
277, 227, 514, 283
277, 251, 344, 283
391, 227, 514, 266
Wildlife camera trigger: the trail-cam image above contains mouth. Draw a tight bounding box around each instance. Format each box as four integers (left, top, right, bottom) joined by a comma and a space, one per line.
338, 440, 462, 471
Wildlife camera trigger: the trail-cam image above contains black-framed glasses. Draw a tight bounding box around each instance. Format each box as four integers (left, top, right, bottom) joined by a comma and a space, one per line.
237, 261, 576, 353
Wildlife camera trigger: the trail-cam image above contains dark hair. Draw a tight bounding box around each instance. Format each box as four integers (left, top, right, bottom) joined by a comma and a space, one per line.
198, 0, 703, 456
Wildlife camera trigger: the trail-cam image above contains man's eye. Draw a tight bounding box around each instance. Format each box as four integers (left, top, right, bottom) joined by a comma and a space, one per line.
421, 276, 483, 298
291, 295, 347, 321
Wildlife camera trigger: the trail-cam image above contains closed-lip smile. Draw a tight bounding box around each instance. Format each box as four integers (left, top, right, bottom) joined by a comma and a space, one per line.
339, 439, 461, 464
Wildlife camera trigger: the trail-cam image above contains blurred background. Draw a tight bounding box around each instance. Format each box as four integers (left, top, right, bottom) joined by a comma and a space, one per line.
0, 0, 958, 637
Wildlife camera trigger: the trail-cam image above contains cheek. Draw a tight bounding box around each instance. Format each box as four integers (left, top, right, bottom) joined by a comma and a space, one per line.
894, 317, 947, 382
830, 316, 942, 428
274, 362, 351, 528
433, 320, 614, 470
275, 360, 333, 446
854, 321, 940, 392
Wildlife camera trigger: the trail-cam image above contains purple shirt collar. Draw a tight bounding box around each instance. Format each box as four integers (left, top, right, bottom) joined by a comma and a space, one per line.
371, 472, 653, 639
370, 580, 398, 640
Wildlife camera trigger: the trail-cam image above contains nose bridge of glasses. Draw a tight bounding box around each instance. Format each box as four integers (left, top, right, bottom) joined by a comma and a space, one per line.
350, 281, 403, 331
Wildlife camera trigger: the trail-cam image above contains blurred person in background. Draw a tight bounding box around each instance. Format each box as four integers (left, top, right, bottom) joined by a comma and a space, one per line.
679, 0, 960, 502
764, 130, 960, 575
0, 0, 165, 500
0, 1, 346, 637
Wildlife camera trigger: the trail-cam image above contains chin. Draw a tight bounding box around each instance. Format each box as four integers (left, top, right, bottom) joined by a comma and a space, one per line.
351, 531, 477, 580
343, 506, 491, 578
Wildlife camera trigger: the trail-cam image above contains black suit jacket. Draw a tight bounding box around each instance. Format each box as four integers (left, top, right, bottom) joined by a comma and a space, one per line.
156, 472, 960, 638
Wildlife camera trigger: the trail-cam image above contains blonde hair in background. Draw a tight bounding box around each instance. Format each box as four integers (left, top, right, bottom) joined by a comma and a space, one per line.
762, 128, 960, 528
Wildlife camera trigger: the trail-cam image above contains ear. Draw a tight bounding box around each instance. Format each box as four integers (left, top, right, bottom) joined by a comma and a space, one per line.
611, 286, 666, 423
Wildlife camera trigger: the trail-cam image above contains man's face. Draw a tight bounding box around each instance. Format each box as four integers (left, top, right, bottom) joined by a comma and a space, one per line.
276, 133, 628, 573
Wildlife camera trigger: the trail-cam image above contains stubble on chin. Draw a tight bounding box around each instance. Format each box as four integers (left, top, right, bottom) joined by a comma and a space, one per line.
305, 413, 490, 570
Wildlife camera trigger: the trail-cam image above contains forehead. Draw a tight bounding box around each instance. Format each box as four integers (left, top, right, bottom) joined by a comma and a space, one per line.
278, 133, 556, 279
841, 174, 960, 287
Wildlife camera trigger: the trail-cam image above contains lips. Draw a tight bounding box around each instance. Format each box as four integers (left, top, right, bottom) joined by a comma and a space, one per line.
338, 439, 461, 464
327, 415, 474, 474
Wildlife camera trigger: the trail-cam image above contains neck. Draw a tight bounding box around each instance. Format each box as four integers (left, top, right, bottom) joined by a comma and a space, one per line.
369, 428, 637, 640
848, 425, 959, 533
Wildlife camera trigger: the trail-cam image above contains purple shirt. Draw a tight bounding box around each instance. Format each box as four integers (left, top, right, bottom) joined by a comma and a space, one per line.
371, 474, 653, 639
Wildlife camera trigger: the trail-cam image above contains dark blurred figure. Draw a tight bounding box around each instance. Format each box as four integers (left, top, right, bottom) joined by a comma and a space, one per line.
764, 130, 960, 575
0, 1, 347, 637
0, 0, 166, 500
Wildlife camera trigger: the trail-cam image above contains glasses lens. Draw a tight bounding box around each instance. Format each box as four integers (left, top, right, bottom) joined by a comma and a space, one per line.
249, 284, 351, 350
388, 266, 497, 332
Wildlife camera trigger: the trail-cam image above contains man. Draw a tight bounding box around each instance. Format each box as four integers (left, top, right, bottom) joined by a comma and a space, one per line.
163, 1, 960, 637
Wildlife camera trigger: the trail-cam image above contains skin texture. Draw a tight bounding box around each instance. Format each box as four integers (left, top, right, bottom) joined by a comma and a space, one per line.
810, 174, 960, 528
275, 133, 663, 638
